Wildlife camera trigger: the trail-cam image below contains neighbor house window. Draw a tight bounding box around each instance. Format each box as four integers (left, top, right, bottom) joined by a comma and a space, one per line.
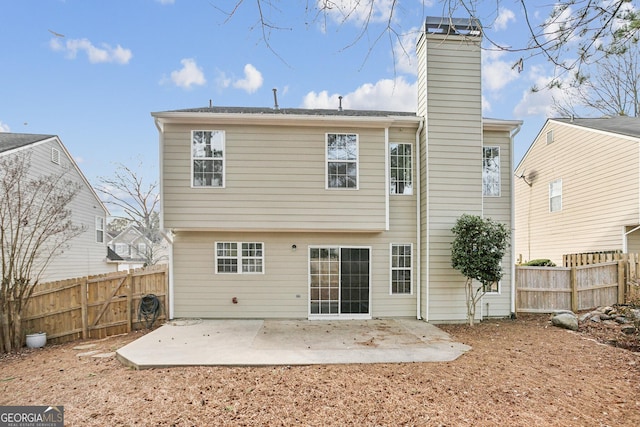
115, 243, 128, 256
390, 244, 412, 294
483, 146, 500, 197
192, 130, 224, 187
95, 217, 104, 243
137, 242, 147, 256
51, 147, 60, 164
216, 242, 264, 274
485, 280, 500, 294
546, 130, 554, 144
549, 179, 562, 212
326, 133, 358, 189
390, 143, 413, 195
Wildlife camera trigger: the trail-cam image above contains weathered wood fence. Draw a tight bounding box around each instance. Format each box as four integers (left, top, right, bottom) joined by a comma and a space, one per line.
518, 253, 640, 313
22, 265, 168, 345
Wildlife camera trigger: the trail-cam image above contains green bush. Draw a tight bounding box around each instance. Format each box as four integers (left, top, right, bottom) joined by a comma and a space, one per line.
522, 259, 556, 267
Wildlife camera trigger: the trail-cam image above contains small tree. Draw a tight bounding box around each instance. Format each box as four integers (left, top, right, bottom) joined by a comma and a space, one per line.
451, 214, 510, 326
0, 152, 84, 352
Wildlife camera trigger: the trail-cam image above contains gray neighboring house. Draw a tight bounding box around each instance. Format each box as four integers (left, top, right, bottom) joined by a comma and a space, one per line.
515, 117, 640, 264
0, 132, 113, 282
107, 224, 168, 271
153, 17, 523, 323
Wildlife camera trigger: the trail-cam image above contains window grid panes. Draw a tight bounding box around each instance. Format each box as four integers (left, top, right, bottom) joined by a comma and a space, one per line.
549, 179, 562, 212
95, 217, 104, 243
327, 133, 358, 189
216, 242, 263, 274
192, 130, 224, 187
391, 244, 412, 294
309, 247, 340, 314
483, 146, 500, 197
390, 143, 413, 195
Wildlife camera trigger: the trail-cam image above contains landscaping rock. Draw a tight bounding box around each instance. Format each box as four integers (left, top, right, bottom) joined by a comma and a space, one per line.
551, 312, 579, 331
621, 325, 637, 335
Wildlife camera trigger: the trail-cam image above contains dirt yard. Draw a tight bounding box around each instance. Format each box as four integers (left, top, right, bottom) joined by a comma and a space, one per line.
1, 314, 639, 426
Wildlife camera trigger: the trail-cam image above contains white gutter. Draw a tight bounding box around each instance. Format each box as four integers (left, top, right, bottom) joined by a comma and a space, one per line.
510, 123, 522, 316
415, 118, 424, 320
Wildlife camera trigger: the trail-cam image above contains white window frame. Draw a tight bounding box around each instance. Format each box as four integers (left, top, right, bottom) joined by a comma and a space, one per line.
215, 242, 264, 274
549, 179, 562, 212
390, 243, 413, 295
482, 146, 500, 197
95, 217, 105, 243
137, 242, 147, 256
389, 143, 413, 195
484, 280, 501, 294
51, 147, 60, 165
115, 243, 128, 256
326, 133, 359, 190
191, 130, 225, 188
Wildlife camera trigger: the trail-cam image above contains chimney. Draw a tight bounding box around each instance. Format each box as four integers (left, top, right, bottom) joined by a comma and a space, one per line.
272, 88, 279, 110
338, 96, 343, 112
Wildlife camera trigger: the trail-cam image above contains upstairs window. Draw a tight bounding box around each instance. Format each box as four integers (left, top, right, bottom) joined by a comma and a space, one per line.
326, 133, 358, 189
95, 217, 105, 243
549, 179, 562, 212
482, 146, 500, 197
192, 130, 224, 187
115, 243, 128, 256
137, 242, 147, 256
546, 130, 554, 144
390, 143, 413, 195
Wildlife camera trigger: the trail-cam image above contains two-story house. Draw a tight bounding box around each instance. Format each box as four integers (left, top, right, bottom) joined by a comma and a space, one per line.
152, 17, 522, 323
0, 132, 112, 282
515, 116, 640, 265
107, 224, 169, 271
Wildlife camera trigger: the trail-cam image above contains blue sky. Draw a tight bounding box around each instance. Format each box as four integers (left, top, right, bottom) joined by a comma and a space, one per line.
0, 0, 611, 192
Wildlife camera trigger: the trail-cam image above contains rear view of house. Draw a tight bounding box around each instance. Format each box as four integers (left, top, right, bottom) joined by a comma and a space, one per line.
515, 117, 640, 265
153, 17, 522, 323
0, 133, 112, 282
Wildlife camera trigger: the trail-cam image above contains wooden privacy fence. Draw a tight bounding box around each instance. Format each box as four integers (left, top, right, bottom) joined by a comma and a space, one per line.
21, 265, 168, 345
516, 262, 625, 313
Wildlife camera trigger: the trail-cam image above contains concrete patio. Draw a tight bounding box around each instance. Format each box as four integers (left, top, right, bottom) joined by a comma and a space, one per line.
116, 318, 471, 369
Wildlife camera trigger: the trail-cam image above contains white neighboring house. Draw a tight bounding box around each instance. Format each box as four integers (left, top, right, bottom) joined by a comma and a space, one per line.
107, 224, 168, 271
0, 132, 113, 282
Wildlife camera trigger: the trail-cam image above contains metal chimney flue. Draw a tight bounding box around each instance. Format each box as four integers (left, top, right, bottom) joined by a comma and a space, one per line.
338, 95, 343, 112
273, 88, 279, 110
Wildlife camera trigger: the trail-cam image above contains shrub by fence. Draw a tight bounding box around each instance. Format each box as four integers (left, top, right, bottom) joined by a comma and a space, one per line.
21, 265, 168, 345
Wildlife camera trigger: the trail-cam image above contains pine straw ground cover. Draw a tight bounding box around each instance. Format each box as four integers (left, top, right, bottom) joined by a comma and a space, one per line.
1, 314, 639, 426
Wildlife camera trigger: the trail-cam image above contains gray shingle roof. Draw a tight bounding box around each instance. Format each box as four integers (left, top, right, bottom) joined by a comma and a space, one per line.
0, 133, 56, 154
163, 106, 418, 118
553, 117, 640, 139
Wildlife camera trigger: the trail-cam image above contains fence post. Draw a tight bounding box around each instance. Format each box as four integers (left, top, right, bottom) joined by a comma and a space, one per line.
617, 260, 625, 304
570, 267, 578, 312
81, 279, 88, 340
126, 271, 133, 333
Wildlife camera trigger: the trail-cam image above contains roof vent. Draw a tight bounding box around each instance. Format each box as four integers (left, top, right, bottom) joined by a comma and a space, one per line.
209, 99, 212, 108
338, 95, 343, 112
273, 88, 279, 110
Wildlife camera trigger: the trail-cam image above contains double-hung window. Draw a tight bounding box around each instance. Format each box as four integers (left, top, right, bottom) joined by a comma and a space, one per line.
326, 133, 358, 189
549, 179, 562, 212
192, 130, 224, 187
390, 143, 413, 195
95, 217, 104, 243
216, 242, 264, 274
390, 244, 412, 294
483, 146, 500, 197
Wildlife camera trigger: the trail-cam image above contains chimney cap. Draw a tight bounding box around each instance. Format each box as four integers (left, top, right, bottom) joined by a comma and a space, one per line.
425, 16, 481, 36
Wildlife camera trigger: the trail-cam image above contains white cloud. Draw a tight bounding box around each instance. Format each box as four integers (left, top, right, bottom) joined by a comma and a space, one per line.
0, 121, 10, 132
482, 50, 520, 91
513, 65, 577, 117
156, 0, 175, 4
302, 77, 417, 112
482, 96, 491, 114
543, 5, 579, 45
319, 0, 397, 25
49, 38, 132, 64
393, 27, 419, 75
232, 64, 263, 93
170, 58, 206, 89
493, 8, 516, 31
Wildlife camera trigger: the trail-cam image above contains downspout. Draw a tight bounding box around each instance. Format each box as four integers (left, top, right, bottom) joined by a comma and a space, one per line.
385, 127, 390, 231
415, 118, 424, 320
510, 123, 522, 317
154, 117, 174, 320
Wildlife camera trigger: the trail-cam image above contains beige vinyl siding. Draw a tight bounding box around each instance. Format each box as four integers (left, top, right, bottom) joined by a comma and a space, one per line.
417, 32, 483, 322
482, 130, 513, 316
173, 213, 417, 319
162, 123, 390, 231
515, 121, 640, 265
18, 138, 112, 283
